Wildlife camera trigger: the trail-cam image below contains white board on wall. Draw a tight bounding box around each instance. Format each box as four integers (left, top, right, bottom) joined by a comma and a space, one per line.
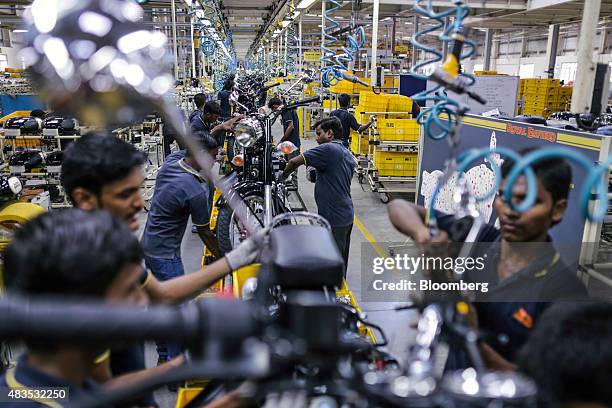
426, 75, 520, 116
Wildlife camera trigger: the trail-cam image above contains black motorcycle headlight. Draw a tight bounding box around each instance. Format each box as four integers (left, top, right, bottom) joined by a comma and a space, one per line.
234, 118, 262, 148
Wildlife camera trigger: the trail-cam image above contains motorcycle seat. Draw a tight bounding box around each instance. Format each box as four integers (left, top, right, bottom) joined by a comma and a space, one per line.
270, 224, 344, 289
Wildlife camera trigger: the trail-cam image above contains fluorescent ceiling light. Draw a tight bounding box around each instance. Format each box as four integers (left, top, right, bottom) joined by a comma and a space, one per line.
306, 13, 317, 17
13, 29, 27, 33
296, 0, 317, 10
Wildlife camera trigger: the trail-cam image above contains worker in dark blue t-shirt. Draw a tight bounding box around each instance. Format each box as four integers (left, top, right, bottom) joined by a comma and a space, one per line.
217, 79, 234, 121
141, 132, 221, 361
388, 151, 587, 371
330, 93, 374, 148
282, 116, 355, 274
0, 210, 147, 407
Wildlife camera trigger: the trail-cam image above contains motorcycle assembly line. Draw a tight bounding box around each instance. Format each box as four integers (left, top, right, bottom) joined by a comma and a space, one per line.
214, 74, 314, 255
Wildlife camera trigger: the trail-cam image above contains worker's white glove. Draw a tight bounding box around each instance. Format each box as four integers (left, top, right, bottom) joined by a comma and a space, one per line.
225, 227, 269, 271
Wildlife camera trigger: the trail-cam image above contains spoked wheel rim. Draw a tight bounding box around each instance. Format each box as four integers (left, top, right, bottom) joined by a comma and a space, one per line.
228, 195, 265, 250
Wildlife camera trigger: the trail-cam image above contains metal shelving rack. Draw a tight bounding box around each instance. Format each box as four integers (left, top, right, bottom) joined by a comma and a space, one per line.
352, 110, 419, 203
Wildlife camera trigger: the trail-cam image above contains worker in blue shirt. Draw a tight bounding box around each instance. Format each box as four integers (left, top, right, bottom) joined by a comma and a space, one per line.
218, 79, 234, 121
60, 132, 266, 398
189, 99, 242, 147
282, 116, 355, 274
330, 93, 374, 148
141, 132, 221, 361
0, 210, 148, 407
388, 150, 587, 370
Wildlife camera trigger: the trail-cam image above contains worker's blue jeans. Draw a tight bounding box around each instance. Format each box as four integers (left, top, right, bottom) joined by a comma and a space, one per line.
144, 254, 185, 360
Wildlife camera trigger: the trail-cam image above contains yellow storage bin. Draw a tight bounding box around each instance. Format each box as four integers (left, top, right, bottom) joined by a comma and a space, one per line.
350, 130, 369, 155
377, 119, 419, 141
322, 99, 340, 109
375, 151, 418, 177
359, 91, 388, 113
330, 79, 355, 94
386, 94, 413, 114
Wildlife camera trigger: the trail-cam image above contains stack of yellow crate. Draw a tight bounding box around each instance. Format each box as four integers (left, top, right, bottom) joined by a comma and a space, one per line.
330, 79, 355, 94
387, 94, 413, 118
375, 149, 418, 177
356, 92, 389, 116
350, 129, 369, 155
377, 119, 419, 142
521, 78, 566, 118
322, 98, 340, 110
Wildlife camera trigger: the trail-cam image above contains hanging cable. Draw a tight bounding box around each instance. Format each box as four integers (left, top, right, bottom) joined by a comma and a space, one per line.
410, 0, 479, 143
320, 0, 342, 86
504, 148, 611, 222
335, 26, 366, 75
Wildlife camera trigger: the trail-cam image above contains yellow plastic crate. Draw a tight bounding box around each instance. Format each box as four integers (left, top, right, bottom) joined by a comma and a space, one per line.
387, 94, 413, 114
330, 80, 355, 94
375, 150, 418, 177
322, 99, 340, 109
359, 91, 389, 113
350, 130, 369, 155
377, 119, 419, 141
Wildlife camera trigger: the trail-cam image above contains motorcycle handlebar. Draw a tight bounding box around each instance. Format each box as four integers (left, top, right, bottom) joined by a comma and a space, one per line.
281, 96, 320, 111
262, 82, 281, 92
0, 296, 259, 343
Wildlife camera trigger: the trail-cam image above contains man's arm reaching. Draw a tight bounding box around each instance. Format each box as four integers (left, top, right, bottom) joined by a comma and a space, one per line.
144, 229, 267, 304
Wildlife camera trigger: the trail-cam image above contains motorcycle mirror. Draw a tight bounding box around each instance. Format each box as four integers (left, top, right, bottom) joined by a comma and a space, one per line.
231, 154, 244, 167
277, 141, 297, 155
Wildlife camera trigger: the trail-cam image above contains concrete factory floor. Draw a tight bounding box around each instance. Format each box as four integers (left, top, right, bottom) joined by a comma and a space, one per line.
144, 132, 419, 407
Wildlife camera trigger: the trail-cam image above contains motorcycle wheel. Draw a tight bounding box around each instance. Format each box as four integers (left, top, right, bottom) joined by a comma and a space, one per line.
216, 194, 265, 254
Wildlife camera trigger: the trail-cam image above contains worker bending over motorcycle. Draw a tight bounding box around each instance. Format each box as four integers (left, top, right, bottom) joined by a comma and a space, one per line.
61, 132, 266, 400
189, 98, 242, 148
388, 151, 587, 371
282, 117, 355, 275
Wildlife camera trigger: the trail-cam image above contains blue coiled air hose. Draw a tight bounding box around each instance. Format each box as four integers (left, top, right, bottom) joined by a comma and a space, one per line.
504, 147, 611, 222
411, 0, 477, 142
320, 0, 342, 86
428, 147, 537, 225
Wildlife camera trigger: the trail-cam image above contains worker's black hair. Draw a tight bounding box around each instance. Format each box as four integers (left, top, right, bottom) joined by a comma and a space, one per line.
194, 93, 207, 109
190, 131, 220, 153
5, 209, 142, 297
313, 116, 343, 138
61, 132, 146, 202
338, 94, 351, 108
268, 97, 282, 109
223, 80, 234, 91
517, 302, 612, 408
203, 101, 221, 115
30, 109, 46, 119
4, 209, 143, 351
501, 147, 572, 203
